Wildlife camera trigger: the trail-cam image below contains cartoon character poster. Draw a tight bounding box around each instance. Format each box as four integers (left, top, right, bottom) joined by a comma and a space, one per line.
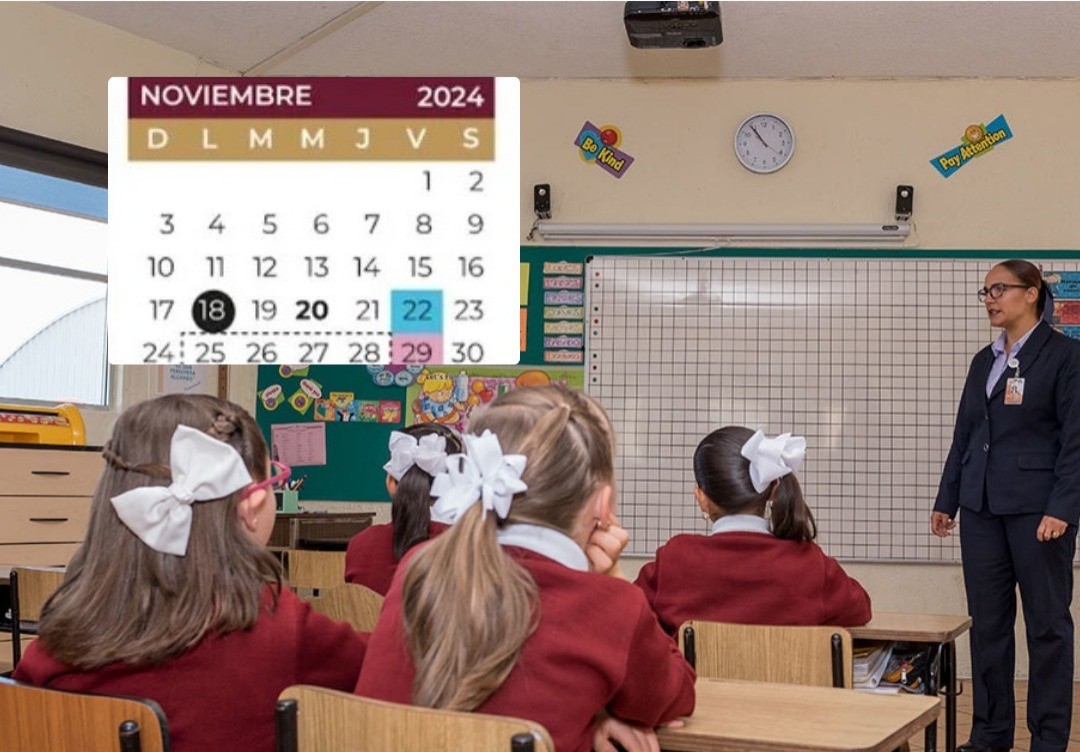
406, 367, 584, 434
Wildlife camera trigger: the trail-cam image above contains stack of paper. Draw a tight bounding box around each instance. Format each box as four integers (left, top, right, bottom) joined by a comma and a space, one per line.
853, 642, 893, 691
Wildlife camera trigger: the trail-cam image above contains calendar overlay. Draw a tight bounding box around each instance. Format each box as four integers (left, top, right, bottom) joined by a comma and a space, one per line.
108, 77, 520, 366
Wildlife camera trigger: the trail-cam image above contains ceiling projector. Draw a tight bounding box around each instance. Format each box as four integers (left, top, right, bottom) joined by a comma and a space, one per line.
624, 1, 723, 49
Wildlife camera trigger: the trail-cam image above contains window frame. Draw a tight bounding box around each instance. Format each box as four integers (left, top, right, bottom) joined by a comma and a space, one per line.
0, 125, 111, 408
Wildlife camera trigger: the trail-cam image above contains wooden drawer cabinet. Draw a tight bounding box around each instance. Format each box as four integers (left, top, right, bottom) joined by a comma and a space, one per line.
0, 448, 102, 496
0, 446, 101, 568
0, 498, 91, 544
0, 542, 82, 568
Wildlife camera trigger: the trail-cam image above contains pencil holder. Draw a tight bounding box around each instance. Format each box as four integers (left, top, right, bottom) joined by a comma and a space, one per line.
276, 490, 300, 513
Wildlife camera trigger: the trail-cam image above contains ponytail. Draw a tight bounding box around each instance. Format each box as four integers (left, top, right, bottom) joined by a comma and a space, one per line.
389, 424, 462, 560
399, 385, 614, 710
769, 475, 817, 542
1040, 280, 1055, 323
402, 504, 538, 710
695, 425, 817, 542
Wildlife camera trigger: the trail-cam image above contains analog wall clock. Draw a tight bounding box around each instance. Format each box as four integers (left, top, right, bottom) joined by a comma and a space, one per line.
734, 113, 795, 174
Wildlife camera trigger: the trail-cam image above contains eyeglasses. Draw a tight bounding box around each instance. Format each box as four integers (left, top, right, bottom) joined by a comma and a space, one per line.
241, 460, 291, 498
977, 283, 1029, 302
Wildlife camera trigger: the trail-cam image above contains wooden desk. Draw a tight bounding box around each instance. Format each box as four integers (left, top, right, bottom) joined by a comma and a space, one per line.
657, 678, 940, 752
850, 613, 971, 752
268, 512, 375, 552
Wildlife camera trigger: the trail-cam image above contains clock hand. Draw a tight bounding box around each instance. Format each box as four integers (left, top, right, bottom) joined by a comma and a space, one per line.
749, 125, 780, 154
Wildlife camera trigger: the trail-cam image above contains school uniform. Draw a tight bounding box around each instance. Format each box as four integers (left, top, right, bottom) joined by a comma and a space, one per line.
13, 587, 367, 752
355, 524, 696, 752
344, 520, 449, 595
634, 515, 872, 634
935, 320, 1080, 752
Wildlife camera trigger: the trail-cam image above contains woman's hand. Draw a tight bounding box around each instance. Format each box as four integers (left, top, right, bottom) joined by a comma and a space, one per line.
930, 511, 957, 538
592, 713, 659, 752
1037, 515, 1069, 542
587, 514, 629, 578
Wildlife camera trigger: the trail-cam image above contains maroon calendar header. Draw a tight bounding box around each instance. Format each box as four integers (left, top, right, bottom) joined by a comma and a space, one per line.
127, 78, 496, 118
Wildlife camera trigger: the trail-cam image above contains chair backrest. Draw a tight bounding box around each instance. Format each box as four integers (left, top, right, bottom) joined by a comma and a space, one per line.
286, 550, 347, 591
276, 685, 553, 752
9, 566, 67, 668
0, 677, 170, 752
678, 620, 854, 688
12, 566, 66, 622
306, 584, 384, 633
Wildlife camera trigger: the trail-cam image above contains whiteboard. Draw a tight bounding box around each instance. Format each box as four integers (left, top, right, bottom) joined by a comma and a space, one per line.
584, 256, 1080, 562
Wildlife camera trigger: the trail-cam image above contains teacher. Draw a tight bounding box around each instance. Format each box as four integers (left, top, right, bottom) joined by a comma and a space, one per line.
932, 259, 1080, 752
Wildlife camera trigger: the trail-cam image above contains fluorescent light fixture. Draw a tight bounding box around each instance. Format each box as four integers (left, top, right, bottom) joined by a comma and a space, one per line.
534, 222, 911, 244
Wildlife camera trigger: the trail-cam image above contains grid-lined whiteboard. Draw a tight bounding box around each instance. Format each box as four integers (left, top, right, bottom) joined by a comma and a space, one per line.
585, 256, 1080, 562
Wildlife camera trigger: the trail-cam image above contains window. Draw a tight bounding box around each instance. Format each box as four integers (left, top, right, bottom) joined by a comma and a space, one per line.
0, 126, 108, 406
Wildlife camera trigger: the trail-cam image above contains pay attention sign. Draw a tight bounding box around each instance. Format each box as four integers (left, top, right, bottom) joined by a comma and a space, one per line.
930, 114, 1013, 178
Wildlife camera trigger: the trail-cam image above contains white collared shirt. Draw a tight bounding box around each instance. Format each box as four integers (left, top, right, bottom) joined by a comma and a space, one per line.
709, 514, 772, 536
429, 505, 454, 525
987, 320, 1040, 397
497, 522, 589, 572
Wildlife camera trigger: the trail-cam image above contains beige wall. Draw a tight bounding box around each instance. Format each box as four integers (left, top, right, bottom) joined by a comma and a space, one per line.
0, 3, 227, 151
521, 78, 1080, 248
520, 78, 1080, 679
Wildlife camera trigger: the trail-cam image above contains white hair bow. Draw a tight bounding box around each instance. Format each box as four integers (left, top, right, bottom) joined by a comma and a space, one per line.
383, 431, 448, 481
429, 430, 527, 524
110, 425, 253, 556
740, 430, 806, 493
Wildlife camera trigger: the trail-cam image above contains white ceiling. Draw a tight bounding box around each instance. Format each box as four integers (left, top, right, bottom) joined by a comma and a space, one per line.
49, 1, 1080, 79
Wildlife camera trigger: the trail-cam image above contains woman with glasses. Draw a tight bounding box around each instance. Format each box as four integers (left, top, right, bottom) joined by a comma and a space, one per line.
932, 259, 1080, 752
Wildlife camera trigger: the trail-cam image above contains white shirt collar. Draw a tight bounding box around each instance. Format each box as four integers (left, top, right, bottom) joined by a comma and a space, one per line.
991, 320, 1041, 359
497, 523, 589, 572
430, 505, 454, 525
710, 514, 773, 536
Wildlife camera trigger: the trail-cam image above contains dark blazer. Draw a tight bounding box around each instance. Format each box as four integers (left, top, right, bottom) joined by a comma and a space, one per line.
935, 321, 1080, 523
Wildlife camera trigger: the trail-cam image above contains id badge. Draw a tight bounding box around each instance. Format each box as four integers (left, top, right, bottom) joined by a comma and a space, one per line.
1005, 377, 1025, 405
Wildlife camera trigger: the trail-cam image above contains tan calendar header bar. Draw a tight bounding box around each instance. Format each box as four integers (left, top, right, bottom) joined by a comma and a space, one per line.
128, 119, 494, 161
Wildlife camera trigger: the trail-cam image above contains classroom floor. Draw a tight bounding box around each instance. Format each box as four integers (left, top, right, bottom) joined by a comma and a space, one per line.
907, 681, 1080, 752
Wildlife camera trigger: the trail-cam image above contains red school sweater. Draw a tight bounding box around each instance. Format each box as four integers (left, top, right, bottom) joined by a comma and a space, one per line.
344, 521, 449, 595
634, 532, 872, 634
13, 587, 367, 752
355, 547, 696, 752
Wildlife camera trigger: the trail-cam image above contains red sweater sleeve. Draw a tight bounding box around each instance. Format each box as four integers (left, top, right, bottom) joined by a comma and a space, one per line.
819, 553, 872, 626
608, 598, 696, 726
633, 558, 660, 612
289, 592, 369, 691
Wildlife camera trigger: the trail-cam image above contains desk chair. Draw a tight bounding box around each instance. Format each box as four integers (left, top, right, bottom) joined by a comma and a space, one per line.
306, 584, 384, 633
680, 622, 913, 752
0, 677, 169, 752
276, 685, 553, 752
678, 621, 853, 689
8, 567, 66, 669
286, 550, 347, 594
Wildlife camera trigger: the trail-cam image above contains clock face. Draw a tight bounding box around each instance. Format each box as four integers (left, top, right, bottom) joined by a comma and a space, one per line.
734, 113, 795, 174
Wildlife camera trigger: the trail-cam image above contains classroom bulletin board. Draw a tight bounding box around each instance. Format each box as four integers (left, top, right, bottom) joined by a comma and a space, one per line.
255, 245, 592, 502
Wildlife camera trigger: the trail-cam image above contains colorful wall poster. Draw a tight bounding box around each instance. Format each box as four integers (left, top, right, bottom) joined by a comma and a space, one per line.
575, 121, 634, 178
405, 366, 585, 434
930, 114, 1013, 178
1047, 271, 1080, 342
